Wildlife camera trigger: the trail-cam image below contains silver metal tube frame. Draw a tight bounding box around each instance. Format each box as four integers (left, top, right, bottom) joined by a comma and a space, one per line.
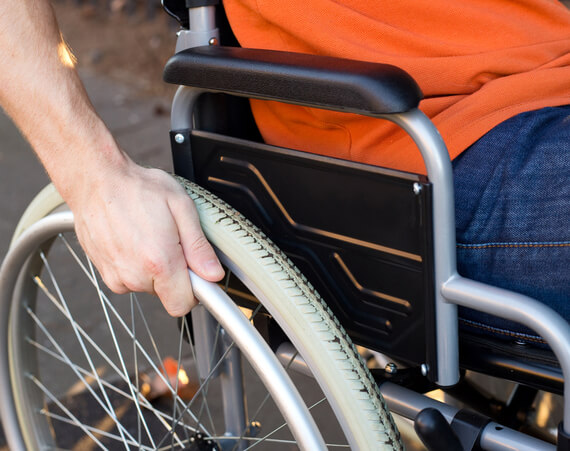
381, 110, 459, 387
442, 275, 570, 432
175, 6, 219, 53
381, 381, 555, 451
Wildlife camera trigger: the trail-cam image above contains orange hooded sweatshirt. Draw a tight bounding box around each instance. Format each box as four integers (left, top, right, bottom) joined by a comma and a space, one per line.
224, 0, 570, 174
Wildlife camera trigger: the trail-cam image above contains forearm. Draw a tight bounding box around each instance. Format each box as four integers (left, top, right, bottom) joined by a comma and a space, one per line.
0, 2, 224, 314
0, 1, 126, 206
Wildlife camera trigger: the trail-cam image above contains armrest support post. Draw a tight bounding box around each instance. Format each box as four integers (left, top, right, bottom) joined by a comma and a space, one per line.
385, 110, 459, 387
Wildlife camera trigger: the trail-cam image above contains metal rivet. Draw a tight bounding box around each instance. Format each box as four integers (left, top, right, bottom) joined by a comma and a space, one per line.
421, 363, 429, 376
209, 37, 219, 45
413, 182, 423, 195
385, 362, 398, 374
174, 133, 185, 144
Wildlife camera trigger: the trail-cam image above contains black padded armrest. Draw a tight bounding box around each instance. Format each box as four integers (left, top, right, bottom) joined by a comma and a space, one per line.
163, 46, 422, 115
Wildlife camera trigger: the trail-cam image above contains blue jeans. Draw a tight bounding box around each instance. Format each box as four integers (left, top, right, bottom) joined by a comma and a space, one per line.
453, 106, 570, 345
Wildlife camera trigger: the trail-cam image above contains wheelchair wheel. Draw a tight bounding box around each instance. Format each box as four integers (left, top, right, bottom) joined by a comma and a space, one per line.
0, 179, 401, 450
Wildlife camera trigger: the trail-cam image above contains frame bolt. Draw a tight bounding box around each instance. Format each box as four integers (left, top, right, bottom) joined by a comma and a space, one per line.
385, 362, 398, 374
413, 182, 423, 195
174, 133, 185, 144
421, 363, 429, 376
209, 37, 219, 46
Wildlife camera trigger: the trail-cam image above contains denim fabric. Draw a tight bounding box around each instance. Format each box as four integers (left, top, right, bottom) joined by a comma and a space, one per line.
453, 106, 570, 345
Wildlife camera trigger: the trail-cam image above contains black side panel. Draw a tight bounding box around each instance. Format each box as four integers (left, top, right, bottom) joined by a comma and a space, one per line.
186, 130, 436, 365
164, 46, 423, 115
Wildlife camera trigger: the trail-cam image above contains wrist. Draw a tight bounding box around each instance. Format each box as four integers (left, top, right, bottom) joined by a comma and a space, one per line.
45, 123, 133, 210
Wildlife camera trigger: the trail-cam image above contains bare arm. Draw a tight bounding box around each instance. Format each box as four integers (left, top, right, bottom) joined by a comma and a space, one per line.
0, 1, 224, 316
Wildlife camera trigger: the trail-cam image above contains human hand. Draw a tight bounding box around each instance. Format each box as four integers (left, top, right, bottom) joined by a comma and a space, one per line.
68, 160, 224, 317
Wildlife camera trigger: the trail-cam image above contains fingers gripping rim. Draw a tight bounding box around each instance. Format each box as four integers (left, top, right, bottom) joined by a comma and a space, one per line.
175, 176, 402, 450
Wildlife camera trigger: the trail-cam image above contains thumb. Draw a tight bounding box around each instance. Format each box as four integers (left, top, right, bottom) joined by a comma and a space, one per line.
169, 196, 225, 282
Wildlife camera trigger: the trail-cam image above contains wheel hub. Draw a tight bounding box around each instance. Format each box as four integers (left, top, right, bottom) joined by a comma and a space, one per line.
185, 432, 219, 451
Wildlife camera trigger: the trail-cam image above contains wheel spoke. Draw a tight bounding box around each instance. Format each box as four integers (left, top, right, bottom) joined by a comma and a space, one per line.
192, 321, 223, 437
130, 294, 143, 446
155, 340, 236, 448
88, 258, 159, 449
131, 291, 179, 396
31, 255, 137, 448
32, 273, 198, 438
34, 274, 128, 383
214, 434, 350, 448
59, 237, 201, 424
170, 316, 190, 446
27, 336, 200, 435
25, 305, 138, 447
34, 241, 193, 447
243, 398, 328, 450
228, 350, 300, 451
29, 375, 110, 449
39, 408, 154, 450
131, 292, 203, 440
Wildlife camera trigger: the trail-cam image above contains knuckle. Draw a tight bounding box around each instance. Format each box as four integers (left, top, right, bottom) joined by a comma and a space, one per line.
101, 264, 152, 295
101, 273, 128, 294
141, 253, 167, 277
121, 277, 147, 294
113, 285, 130, 295
164, 301, 191, 318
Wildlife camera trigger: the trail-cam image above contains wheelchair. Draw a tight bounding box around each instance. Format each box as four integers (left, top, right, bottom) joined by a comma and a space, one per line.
0, 1, 568, 449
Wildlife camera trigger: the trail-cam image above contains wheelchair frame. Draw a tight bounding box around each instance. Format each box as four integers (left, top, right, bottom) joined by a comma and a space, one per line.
166, 3, 570, 450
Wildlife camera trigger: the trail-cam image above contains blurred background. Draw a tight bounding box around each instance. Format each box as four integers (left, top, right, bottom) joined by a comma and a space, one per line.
53, 0, 179, 97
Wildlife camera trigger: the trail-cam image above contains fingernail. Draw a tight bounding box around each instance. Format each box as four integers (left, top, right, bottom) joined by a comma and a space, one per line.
204, 259, 224, 278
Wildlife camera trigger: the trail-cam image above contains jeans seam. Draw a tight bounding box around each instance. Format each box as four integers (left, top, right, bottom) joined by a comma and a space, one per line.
457, 241, 570, 249
459, 318, 545, 343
